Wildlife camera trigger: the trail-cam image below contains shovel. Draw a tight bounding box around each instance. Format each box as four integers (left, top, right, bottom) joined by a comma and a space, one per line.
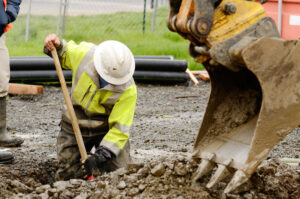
51, 48, 94, 181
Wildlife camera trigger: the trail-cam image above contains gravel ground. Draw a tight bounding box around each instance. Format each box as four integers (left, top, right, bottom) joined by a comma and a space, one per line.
0, 81, 299, 198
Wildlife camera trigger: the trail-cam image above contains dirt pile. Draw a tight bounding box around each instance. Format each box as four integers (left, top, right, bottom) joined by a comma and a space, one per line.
0, 84, 299, 199
1, 156, 298, 199
250, 159, 300, 199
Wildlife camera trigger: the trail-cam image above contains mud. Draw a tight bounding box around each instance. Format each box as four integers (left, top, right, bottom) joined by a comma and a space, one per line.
0, 81, 299, 198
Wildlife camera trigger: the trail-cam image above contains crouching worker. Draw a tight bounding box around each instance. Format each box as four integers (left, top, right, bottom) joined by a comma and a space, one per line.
44, 34, 137, 180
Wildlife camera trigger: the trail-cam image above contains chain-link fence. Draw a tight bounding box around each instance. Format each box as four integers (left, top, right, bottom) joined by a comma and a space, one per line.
11, 0, 200, 69
20, 0, 169, 41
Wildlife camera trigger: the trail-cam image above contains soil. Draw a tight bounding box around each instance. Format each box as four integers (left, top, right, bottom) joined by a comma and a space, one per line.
0, 81, 299, 199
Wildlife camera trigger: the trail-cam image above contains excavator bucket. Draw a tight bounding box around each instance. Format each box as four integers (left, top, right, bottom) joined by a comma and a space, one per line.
167, 0, 300, 193
193, 37, 300, 193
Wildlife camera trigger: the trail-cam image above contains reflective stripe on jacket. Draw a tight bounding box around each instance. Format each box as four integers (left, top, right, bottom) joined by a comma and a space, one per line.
58, 40, 137, 156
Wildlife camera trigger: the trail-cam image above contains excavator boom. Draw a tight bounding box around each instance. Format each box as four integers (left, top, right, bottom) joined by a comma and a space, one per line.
167, 0, 300, 193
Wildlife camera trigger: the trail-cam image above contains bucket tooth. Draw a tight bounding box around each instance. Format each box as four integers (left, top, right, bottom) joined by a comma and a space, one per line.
206, 164, 231, 189
224, 170, 249, 194
192, 159, 215, 182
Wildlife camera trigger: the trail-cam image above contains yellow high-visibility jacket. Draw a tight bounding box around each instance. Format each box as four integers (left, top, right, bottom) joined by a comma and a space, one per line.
57, 40, 137, 156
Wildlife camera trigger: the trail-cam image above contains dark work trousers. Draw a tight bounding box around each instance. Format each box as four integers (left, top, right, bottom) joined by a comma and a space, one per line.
56, 129, 131, 181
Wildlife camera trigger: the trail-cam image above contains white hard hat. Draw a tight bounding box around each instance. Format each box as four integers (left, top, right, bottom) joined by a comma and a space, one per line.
93, 40, 135, 85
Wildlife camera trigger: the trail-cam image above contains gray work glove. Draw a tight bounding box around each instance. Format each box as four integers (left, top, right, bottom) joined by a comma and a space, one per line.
82, 146, 115, 178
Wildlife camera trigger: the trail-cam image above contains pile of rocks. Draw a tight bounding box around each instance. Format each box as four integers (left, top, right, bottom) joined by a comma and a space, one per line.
2, 156, 299, 199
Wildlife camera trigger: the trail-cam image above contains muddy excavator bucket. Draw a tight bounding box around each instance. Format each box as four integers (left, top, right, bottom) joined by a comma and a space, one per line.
192, 37, 300, 193
167, 0, 300, 192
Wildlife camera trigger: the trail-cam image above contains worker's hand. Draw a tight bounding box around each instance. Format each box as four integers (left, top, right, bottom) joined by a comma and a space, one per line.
82, 146, 115, 178
94, 146, 115, 163
82, 155, 98, 178
44, 34, 61, 51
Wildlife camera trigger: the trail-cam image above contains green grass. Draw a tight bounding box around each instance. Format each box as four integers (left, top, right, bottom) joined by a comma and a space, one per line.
6, 7, 203, 70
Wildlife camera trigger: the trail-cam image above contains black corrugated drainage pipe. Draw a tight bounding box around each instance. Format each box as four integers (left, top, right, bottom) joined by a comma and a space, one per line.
10, 56, 187, 72
10, 55, 174, 60
134, 71, 189, 83
134, 55, 174, 60
10, 70, 189, 84
9, 56, 189, 84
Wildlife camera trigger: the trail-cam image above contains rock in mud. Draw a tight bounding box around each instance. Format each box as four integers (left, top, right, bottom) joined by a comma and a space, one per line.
74, 192, 88, 199
117, 180, 126, 190
35, 184, 51, 194
127, 187, 140, 197
151, 163, 165, 177
174, 162, 188, 176
10, 180, 32, 193
53, 181, 70, 192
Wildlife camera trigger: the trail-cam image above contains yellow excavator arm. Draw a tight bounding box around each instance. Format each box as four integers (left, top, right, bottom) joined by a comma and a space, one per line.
167, 0, 300, 193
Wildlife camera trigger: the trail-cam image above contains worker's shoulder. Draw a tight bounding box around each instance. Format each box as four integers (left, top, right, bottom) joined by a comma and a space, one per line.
78, 41, 97, 49
67, 40, 96, 48
125, 79, 137, 94
66, 41, 96, 56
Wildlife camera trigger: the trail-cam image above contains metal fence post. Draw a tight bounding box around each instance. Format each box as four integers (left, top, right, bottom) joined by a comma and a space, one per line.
57, 0, 69, 37
57, 0, 63, 36
143, 0, 147, 33
151, 0, 158, 33
61, 0, 69, 37
25, 0, 32, 42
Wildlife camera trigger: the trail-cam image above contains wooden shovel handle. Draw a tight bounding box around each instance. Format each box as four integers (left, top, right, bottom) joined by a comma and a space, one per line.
51, 48, 88, 162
